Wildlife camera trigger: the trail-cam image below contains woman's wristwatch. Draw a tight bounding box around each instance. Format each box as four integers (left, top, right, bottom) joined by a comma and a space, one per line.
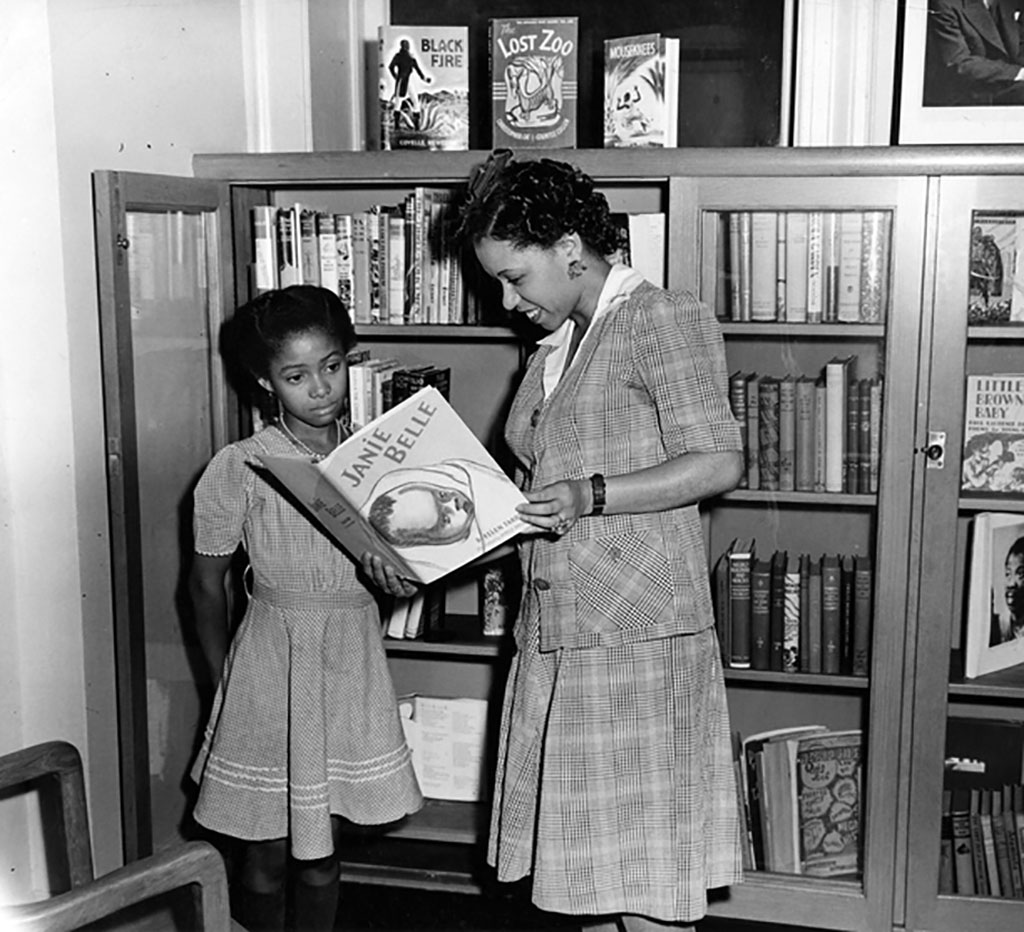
589, 473, 606, 516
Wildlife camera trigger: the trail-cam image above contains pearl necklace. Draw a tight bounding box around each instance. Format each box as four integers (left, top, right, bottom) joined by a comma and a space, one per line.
277, 417, 346, 460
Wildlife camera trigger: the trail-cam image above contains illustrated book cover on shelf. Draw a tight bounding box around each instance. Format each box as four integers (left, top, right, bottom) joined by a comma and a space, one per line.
968, 212, 1024, 325
490, 16, 578, 148
378, 25, 469, 151
961, 374, 1024, 497
795, 729, 863, 878
257, 386, 530, 585
602, 33, 679, 148
965, 511, 1024, 678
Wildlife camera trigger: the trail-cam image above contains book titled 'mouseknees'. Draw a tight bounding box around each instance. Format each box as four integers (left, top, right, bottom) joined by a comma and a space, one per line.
258, 387, 529, 585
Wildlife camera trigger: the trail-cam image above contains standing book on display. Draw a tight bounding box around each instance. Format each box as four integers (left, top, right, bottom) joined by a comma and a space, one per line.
967, 212, 1024, 325
961, 373, 1024, 497
965, 511, 1024, 678
256, 387, 529, 585
603, 33, 679, 148
378, 25, 469, 151
490, 17, 578, 148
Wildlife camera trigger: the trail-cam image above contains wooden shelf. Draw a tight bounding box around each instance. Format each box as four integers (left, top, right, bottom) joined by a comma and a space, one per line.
958, 496, 1024, 514
383, 614, 509, 659
724, 669, 870, 691
356, 324, 520, 341
385, 799, 487, 845
720, 322, 886, 339
967, 325, 1024, 341
721, 489, 876, 506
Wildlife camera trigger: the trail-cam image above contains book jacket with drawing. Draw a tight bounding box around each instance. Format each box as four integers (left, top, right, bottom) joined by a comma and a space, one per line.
490, 16, 578, 148
603, 33, 679, 148
961, 374, 1024, 497
257, 387, 529, 585
968, 212, 1024, 325
378, 25, 469, 151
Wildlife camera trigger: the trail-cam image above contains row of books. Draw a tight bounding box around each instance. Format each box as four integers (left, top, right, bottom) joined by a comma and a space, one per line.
736, 726, 863, 876
713, 545, 872, 677
378, 21, 682, 151
940, 717, 1024, 897
252, 192, 468, 326
728, 360, 883, 495
383, 585, 445, 641
347, 352, 450, 431
711, 210, 892, 325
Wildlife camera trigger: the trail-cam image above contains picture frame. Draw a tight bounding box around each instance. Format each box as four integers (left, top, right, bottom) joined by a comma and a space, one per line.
965, 511, 1024, 678
896, 0, 1024, 144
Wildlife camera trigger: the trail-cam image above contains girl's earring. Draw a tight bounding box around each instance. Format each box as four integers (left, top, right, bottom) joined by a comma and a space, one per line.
568, 259, 584, 280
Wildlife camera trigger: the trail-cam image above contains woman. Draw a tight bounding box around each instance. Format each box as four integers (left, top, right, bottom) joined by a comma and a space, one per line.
459, 151, 745, 931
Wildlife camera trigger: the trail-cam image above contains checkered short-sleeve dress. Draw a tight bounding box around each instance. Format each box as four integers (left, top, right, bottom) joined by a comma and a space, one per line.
189, 427, 422, 860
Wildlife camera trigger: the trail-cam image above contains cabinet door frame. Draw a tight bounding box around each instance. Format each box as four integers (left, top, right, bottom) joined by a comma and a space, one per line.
92, 171, 235, 860
905, 174, 1024, 932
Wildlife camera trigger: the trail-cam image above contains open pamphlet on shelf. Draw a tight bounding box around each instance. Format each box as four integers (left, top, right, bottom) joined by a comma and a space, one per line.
257, 386, 530, 585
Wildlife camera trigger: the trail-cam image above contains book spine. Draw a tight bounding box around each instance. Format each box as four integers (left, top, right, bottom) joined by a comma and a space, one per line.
939, 788, 955, 895
807, 556, 823, 673
992, 791, 1015, 897
821, 556, 841, 674
806, 211, 823, 324
825, 359, 848, 493
388, 211, 406, 324
317, 212, 339, 297
836, 211, 863, 323
852, 556, 872, 676
869, 378, 883, 494
841, 554, 855, 674
739, 212, 753, 321
859, 210, 890, 323
729, 371, 749, 488
822, 211, 839, 322
795, 376, 816, 492
776, 212, 787, 320
951, 788, 976, 894
252, 205, 279, 293
844, 374, 860, 494
366, 205, 382, 321
1004, 790, 1024, 897
784, 211, 809, 322
335, 214, 354, 314
713, 553, 732, 665
750, 558, 772, 671
798, 554, 811, 672
980, 790, 1002, 896
728, 212, 742, 321
814, 377, 827, 492
779, 376, 796, 492
729, 552, 753, 669
758, 377, 781, 491
970, 788, 991, 895
769, 550, 786, 672
350, 212, 372, 324
750, 212, 778, 321
746, 374, 761, 490
857, 379, 872, 493
277, 206, 301, 287
783, 554, 801, 673
299, 207, 320, 285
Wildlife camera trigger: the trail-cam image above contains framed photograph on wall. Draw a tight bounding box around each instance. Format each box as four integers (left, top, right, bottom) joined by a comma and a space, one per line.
897, 0, 1024, 144
965, 511, 1024, 678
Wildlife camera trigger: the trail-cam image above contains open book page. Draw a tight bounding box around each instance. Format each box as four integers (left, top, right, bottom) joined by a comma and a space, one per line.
258, 386, 530, 584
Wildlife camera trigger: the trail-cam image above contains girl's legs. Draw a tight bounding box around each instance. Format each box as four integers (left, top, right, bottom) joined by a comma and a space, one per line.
288, 815, 343, 932
234, 838, 288, 932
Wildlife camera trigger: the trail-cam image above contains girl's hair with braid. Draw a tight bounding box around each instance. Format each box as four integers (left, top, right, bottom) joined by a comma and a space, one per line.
457, 150, 625, 258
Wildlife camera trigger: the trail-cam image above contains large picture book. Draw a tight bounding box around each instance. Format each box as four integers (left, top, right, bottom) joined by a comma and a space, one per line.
960, 373, 1024, 497
602, 33, 679, 149
965, 511, 1024, 678
967, 212, 1024, 325
378, 25, 469, 151
490, 16, 578, 149
257, 387, 530, 585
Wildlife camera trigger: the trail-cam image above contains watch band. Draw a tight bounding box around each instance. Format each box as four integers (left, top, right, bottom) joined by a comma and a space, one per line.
589, 473, 606, 516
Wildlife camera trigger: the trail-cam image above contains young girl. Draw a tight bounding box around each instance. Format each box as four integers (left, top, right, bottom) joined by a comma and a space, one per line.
188, 285, 422, 932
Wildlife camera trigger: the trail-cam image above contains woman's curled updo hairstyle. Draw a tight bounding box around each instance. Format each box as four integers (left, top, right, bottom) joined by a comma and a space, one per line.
458, 150, 625, 258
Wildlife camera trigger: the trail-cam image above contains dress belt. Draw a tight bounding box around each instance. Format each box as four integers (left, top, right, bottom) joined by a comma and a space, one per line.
250, 582, 375, 610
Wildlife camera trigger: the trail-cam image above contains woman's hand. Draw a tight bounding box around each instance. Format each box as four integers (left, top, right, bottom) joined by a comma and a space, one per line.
516, 478, 592, 536
360, 552, 419, 598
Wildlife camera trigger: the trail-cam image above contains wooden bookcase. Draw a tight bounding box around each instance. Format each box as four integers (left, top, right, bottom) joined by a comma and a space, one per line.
94, 145, 1024, 932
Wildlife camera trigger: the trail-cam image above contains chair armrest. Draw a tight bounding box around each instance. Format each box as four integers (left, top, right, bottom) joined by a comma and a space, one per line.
6, 840, 232, 932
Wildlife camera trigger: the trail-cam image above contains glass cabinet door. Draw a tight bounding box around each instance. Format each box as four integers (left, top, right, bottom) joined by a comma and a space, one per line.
906, 174, 1024, 932
93, 171, 234, 859
683, 174, 927, 932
